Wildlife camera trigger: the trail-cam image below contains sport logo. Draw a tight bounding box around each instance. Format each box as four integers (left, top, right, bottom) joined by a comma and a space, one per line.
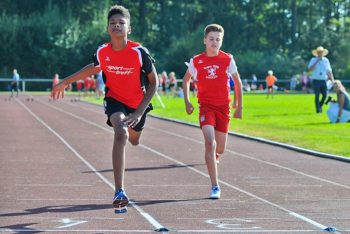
106, 66, 134, 75
204, 65, 219, 79
105, 56, 110, 62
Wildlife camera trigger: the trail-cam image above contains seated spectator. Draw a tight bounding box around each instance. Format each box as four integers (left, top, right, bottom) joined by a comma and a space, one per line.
326, 80, 350, 123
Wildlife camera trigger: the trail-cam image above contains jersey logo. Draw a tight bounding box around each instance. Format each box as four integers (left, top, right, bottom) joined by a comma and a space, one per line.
105, 56, 110, 62
106, 66, 134, 75
204, 65, 219, 79
198, 60, 203, 64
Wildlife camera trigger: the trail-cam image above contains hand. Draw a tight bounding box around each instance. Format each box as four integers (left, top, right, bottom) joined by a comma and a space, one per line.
185, 102, 194, 115
122, 112, 142, 128
233, 107, 242, 119
51, 82, 67, 99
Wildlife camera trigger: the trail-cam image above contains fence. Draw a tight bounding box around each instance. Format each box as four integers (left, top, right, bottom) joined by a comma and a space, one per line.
1, 78, 349, 92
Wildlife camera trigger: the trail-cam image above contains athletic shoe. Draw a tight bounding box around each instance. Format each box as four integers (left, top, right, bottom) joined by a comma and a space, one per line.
216, 153, 220, 164
113, 188, 129, 208
210, 186, 221, 199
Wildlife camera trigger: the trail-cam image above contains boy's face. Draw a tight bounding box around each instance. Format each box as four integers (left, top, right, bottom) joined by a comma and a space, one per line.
107, 14, 131, 38
204, 31, 223, 53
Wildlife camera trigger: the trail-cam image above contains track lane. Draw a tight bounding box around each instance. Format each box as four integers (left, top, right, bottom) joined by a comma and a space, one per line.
1, 94, 349, 232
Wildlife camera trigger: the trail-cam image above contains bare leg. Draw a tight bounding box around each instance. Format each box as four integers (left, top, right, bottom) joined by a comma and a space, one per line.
128, 128, 142, 146
215, 130, 228, 155
202, 125, 218, 187
110, 112, 128, 190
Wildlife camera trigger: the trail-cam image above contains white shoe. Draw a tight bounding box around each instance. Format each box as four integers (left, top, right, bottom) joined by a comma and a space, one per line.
210, 186, 221, 199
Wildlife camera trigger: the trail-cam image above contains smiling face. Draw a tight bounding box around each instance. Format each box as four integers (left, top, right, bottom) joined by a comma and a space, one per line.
204, 31, 223, 54
107, 14, 131, 39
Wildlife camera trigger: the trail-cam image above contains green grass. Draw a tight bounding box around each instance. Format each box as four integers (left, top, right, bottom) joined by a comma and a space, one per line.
85, 93, 349, 157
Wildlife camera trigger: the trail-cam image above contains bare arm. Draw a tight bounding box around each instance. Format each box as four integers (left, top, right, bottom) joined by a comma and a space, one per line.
182, 69, 194, 114
336, 93, 345, 123
51, 63, 101, 99
232, 72, 243, 119
123, 65, 159, 128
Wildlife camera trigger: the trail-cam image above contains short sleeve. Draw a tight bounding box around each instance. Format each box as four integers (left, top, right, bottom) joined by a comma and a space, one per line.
187, 58, 195, 76
140, 47, 155, 75
307, 57, 316, 69
228, 57, 238, 74
325, 58, 332, 72
92, 53, 100, 67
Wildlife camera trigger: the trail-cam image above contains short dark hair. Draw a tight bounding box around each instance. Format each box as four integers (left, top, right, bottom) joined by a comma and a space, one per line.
107, 5, 130, 23
204, 24, 224, 37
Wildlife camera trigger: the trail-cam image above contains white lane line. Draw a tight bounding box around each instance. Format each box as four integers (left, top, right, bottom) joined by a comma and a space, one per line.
17, 199, 105, 201
30, 97, 335, 231
0, 229, 153, 232
16, 99, 166, 231
148, 126, 350, 189
15, 184, 92, 187
0, 228, 340, 233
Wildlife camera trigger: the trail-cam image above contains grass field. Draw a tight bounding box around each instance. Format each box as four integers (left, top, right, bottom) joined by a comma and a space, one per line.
84, 92, 349, 157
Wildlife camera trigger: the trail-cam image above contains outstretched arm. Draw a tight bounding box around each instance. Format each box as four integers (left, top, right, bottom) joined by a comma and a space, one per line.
51, 63, 101, 99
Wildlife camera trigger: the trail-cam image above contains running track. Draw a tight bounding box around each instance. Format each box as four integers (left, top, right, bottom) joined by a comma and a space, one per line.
0, 94, 349, 233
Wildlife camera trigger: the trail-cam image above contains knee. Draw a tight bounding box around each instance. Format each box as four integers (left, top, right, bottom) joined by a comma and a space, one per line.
204, 140, 216, 152
128, 138, 140, 146
216, 147, 225, 154
114, 126, 128, 143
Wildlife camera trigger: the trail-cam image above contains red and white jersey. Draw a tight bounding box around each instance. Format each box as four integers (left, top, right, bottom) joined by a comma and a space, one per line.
94, 40, 153, 108
187, 50, 237, 105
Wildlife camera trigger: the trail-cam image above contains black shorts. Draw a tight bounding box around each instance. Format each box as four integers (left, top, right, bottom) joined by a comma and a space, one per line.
103, 97, 152, 132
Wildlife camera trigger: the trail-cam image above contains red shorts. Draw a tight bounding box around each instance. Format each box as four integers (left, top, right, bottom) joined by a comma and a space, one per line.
199, 103, 230, 133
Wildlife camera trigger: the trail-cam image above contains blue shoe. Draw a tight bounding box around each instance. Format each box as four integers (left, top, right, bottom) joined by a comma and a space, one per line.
113, 188, 129, 208
210, 186, 221, 199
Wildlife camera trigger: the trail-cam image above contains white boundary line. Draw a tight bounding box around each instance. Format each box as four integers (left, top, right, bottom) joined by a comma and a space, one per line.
27, 96, 340, 232
16, 98, 166, 231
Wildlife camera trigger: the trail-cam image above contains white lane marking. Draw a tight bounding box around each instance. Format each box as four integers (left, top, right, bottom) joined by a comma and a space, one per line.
148, 126, 350, 189
56, 218, 87, 229
15, 184, 92, 187
0, 228, 340, 232
0, 229, 154, 232
16, 99, 166, 231
17, 199, 105, 201
29, 97, 334, 231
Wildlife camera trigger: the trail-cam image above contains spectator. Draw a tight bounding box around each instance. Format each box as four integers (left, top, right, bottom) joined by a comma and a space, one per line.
10, 69, 20, 98
265, 70, 277, 99
168, 71, 177, 96
290, 75, 298, 90
326, 80, 350, 123
251, 74, 258, 90
308, 46, 334, 113
300, 72, 310, 93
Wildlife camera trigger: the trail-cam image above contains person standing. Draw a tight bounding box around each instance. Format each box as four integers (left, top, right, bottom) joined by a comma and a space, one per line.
182, 24, 243, 199
308, 46, 334, 113
265, 70, 277, 99
52, 5, 158, 212
10, 69, 20, 98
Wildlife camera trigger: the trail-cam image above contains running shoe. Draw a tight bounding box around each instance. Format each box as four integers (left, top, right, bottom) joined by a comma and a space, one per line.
210, 185, 221, 199
113, 188, 129, 208
216, 153, 220, 164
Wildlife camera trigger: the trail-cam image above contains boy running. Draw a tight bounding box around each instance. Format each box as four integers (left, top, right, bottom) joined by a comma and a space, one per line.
182, 24, 243, 199
52, 5, 158, 211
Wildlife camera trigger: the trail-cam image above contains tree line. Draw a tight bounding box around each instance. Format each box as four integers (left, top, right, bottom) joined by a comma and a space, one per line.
1, 0, 350, 81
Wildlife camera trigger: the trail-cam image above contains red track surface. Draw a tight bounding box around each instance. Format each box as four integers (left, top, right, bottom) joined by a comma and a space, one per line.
1, 94, 349, 233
